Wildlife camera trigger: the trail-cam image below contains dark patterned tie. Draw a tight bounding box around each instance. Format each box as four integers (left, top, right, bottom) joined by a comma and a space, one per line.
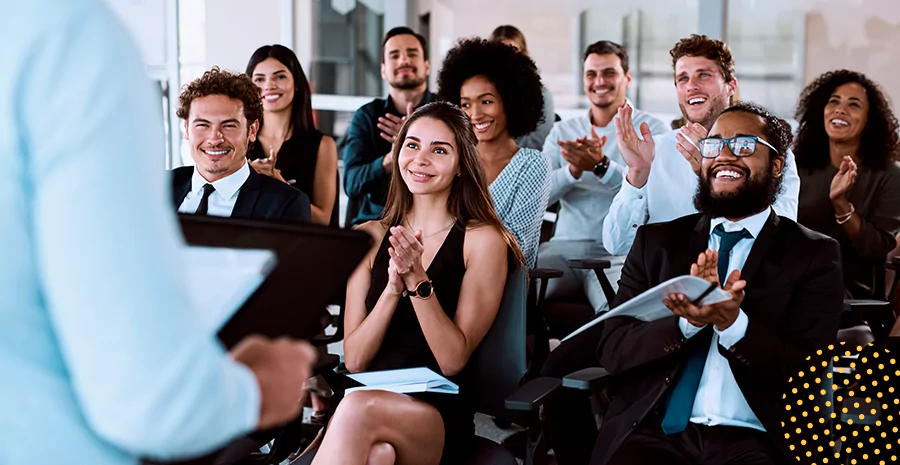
194, 183, 216, 215
660, 224, 752, 434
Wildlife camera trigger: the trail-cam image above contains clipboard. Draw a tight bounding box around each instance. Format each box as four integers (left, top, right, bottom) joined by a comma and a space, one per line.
177, 214, 372, 348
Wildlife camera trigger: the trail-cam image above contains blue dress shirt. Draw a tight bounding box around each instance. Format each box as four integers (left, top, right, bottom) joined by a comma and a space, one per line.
677, 207, 772, 432
0, 2, 259, 464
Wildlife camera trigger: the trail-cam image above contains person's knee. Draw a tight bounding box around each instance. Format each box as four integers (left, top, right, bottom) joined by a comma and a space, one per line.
366, 442, 396, 465
332, 390, 384, 429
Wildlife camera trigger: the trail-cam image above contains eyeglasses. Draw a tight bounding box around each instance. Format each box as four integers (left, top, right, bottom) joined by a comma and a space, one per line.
697, 136, 779, 159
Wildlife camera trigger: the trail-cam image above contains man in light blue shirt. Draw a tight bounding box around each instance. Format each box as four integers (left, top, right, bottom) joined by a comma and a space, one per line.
539, 41, 669, 313
0, 2, 314, 464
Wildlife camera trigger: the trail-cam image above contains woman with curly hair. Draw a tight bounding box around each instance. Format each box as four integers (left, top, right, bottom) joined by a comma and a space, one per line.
490, 25, 556, 150
794, 69, 900, 299
437, 37, 552, 268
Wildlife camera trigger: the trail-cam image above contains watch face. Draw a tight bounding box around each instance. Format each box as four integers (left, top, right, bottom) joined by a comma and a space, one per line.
417, 281, 433, 298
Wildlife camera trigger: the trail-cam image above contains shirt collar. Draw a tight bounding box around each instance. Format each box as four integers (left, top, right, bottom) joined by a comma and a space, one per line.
710, 206, 771, 239
191, 159, 250, 201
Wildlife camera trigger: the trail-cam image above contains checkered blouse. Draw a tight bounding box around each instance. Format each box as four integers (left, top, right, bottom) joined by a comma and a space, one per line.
489, 148, 552, 268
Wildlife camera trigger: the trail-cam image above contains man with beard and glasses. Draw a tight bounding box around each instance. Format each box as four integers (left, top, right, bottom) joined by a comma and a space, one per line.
538, 41, 668, 313
539, 102, 842, 465
603, 34, 800, 256
172, 67, 311, 222
343, 26, 435, 225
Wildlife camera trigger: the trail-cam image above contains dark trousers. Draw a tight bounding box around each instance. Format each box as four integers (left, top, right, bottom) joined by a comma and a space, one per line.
539, 318, 606, 465
608, 414, 781, 465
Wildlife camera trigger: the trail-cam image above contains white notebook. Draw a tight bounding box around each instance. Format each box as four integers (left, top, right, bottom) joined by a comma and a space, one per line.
182, 246, 277, 333
562, 275, 732, 342
346, 367, 459, 395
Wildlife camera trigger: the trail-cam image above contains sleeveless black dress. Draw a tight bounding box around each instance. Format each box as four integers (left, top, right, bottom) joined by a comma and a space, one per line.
363, 222, 475, 463
247, 129, 322, 200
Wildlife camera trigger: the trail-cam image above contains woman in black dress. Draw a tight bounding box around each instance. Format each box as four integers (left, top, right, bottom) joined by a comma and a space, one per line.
794, 70, 900, 299
246, 45, 338, 225
311, 102, 524, 465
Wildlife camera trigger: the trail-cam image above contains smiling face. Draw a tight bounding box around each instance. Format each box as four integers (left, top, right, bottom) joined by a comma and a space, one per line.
185, 94, 259, 182
675, 55, 736, 129
251, 57, 295, 113
460, 75, 509, 143
696, 111, 784, 219
583, 53, 631, 109
397, 117, 460, 196
824, 82, 869, 145
382, 34, 430, 90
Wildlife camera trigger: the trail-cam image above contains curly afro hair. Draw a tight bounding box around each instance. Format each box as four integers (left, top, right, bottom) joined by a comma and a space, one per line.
721, 101, 793, 158
177, 66, 263, 126
793, 69, 900, 170
437, 38, 544, 139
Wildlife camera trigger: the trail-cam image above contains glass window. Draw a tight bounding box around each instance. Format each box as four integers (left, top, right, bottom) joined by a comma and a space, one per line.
726, 2, 804, 118
309, 0, 384, 98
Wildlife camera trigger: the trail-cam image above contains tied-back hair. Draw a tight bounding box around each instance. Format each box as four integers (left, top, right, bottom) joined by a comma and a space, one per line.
380, 101, 526, 268
246, 44, 316, 135
793, 69, 900, 170
490, 25, 527, 54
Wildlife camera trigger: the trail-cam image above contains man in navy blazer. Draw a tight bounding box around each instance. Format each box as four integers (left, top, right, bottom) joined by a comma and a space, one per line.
171, 67, 310, 223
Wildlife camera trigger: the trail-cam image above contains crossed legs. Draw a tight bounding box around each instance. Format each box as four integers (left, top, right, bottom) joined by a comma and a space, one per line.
311, 390, 445, 465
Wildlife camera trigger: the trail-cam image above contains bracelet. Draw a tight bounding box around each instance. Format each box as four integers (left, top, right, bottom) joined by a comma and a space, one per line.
836, 203, 855, 224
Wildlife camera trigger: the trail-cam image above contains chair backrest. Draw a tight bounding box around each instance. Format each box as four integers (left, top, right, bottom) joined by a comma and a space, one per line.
471, 265, 528, 417
330, 169, 341, 228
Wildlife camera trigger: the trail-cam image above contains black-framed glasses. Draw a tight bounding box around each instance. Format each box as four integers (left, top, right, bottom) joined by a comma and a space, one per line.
697, 136, 779, 159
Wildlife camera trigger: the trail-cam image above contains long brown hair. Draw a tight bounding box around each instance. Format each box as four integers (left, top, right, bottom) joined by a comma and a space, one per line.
380, 101, 526, 268
490, 25, 527, 55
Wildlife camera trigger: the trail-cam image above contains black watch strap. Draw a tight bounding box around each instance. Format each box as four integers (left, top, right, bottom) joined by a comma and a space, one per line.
592, 157, 611, 177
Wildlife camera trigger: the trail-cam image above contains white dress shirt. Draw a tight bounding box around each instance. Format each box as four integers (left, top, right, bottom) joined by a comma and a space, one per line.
543, 106, 670, 242
676, 207, 772, 432
178, 161, 250, 217
0, 2, 259, 463
602, 130, 800, 255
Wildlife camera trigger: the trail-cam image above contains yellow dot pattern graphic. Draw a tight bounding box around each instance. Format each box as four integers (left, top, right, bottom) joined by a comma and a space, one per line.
782, 340, 899, 463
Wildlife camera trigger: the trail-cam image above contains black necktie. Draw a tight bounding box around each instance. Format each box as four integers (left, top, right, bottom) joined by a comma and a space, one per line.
194, 183, 216, 215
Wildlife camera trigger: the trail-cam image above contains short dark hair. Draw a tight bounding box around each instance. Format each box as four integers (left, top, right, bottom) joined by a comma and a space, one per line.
582, 41, 629, 74
177, 67, 263, 126
437, 38, 544, 139
382, 27, 429, 62
720, 101, 792, 158
794, 69, 900, 170
670, 34, 735, 83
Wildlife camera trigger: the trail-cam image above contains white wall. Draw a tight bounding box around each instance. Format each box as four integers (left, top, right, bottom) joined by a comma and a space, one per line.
204, 0, 283, 73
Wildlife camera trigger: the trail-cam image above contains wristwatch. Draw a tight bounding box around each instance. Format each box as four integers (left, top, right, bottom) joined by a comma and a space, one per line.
592, 157, 611, 178
403, 279, 434, 299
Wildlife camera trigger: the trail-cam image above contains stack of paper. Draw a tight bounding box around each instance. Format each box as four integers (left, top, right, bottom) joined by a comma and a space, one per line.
346, 367, 458, 395
182, 246, 277, 332
562, 275, 732, 342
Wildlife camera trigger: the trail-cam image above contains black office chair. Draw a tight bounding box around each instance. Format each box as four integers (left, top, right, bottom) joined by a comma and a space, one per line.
290, 265, 561, 465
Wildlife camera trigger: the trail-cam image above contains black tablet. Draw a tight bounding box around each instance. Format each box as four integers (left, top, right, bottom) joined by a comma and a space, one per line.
177, 214, 372, 348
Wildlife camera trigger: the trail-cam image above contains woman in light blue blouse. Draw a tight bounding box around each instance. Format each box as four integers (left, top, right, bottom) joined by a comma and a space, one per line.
437, 38, 552, 268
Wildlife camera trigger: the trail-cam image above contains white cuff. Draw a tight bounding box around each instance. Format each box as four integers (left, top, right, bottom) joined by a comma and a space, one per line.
598, 159, 625, 184
716, 309, 749, 349
563, 164, 580, 183
621, 173, 648, 195
679, 317, 707, 338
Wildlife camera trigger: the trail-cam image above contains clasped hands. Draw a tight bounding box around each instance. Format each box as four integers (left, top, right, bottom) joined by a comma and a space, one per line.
386, 225, 428, 296
558, 126, 608, 178
663, 249, 746, 331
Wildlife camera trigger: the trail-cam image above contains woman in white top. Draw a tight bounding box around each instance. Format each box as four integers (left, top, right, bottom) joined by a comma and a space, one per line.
437, 38, 552, 268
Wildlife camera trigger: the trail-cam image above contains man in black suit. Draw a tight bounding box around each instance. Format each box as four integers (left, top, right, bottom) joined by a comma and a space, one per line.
541, 102, 842, 465
172, 67, 310, 222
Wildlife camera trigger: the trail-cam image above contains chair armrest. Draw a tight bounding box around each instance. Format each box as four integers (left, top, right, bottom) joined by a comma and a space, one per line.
504, 377, 562, 411
561, 367, 611, 390
566, 259, 612, 271
530, 268, 564, 280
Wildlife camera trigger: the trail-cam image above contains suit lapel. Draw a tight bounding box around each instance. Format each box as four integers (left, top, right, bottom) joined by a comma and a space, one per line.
231, 169, 260, 218
172, 167, 192, 209
686, 214, 711, 270
739, 210, 780, 285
